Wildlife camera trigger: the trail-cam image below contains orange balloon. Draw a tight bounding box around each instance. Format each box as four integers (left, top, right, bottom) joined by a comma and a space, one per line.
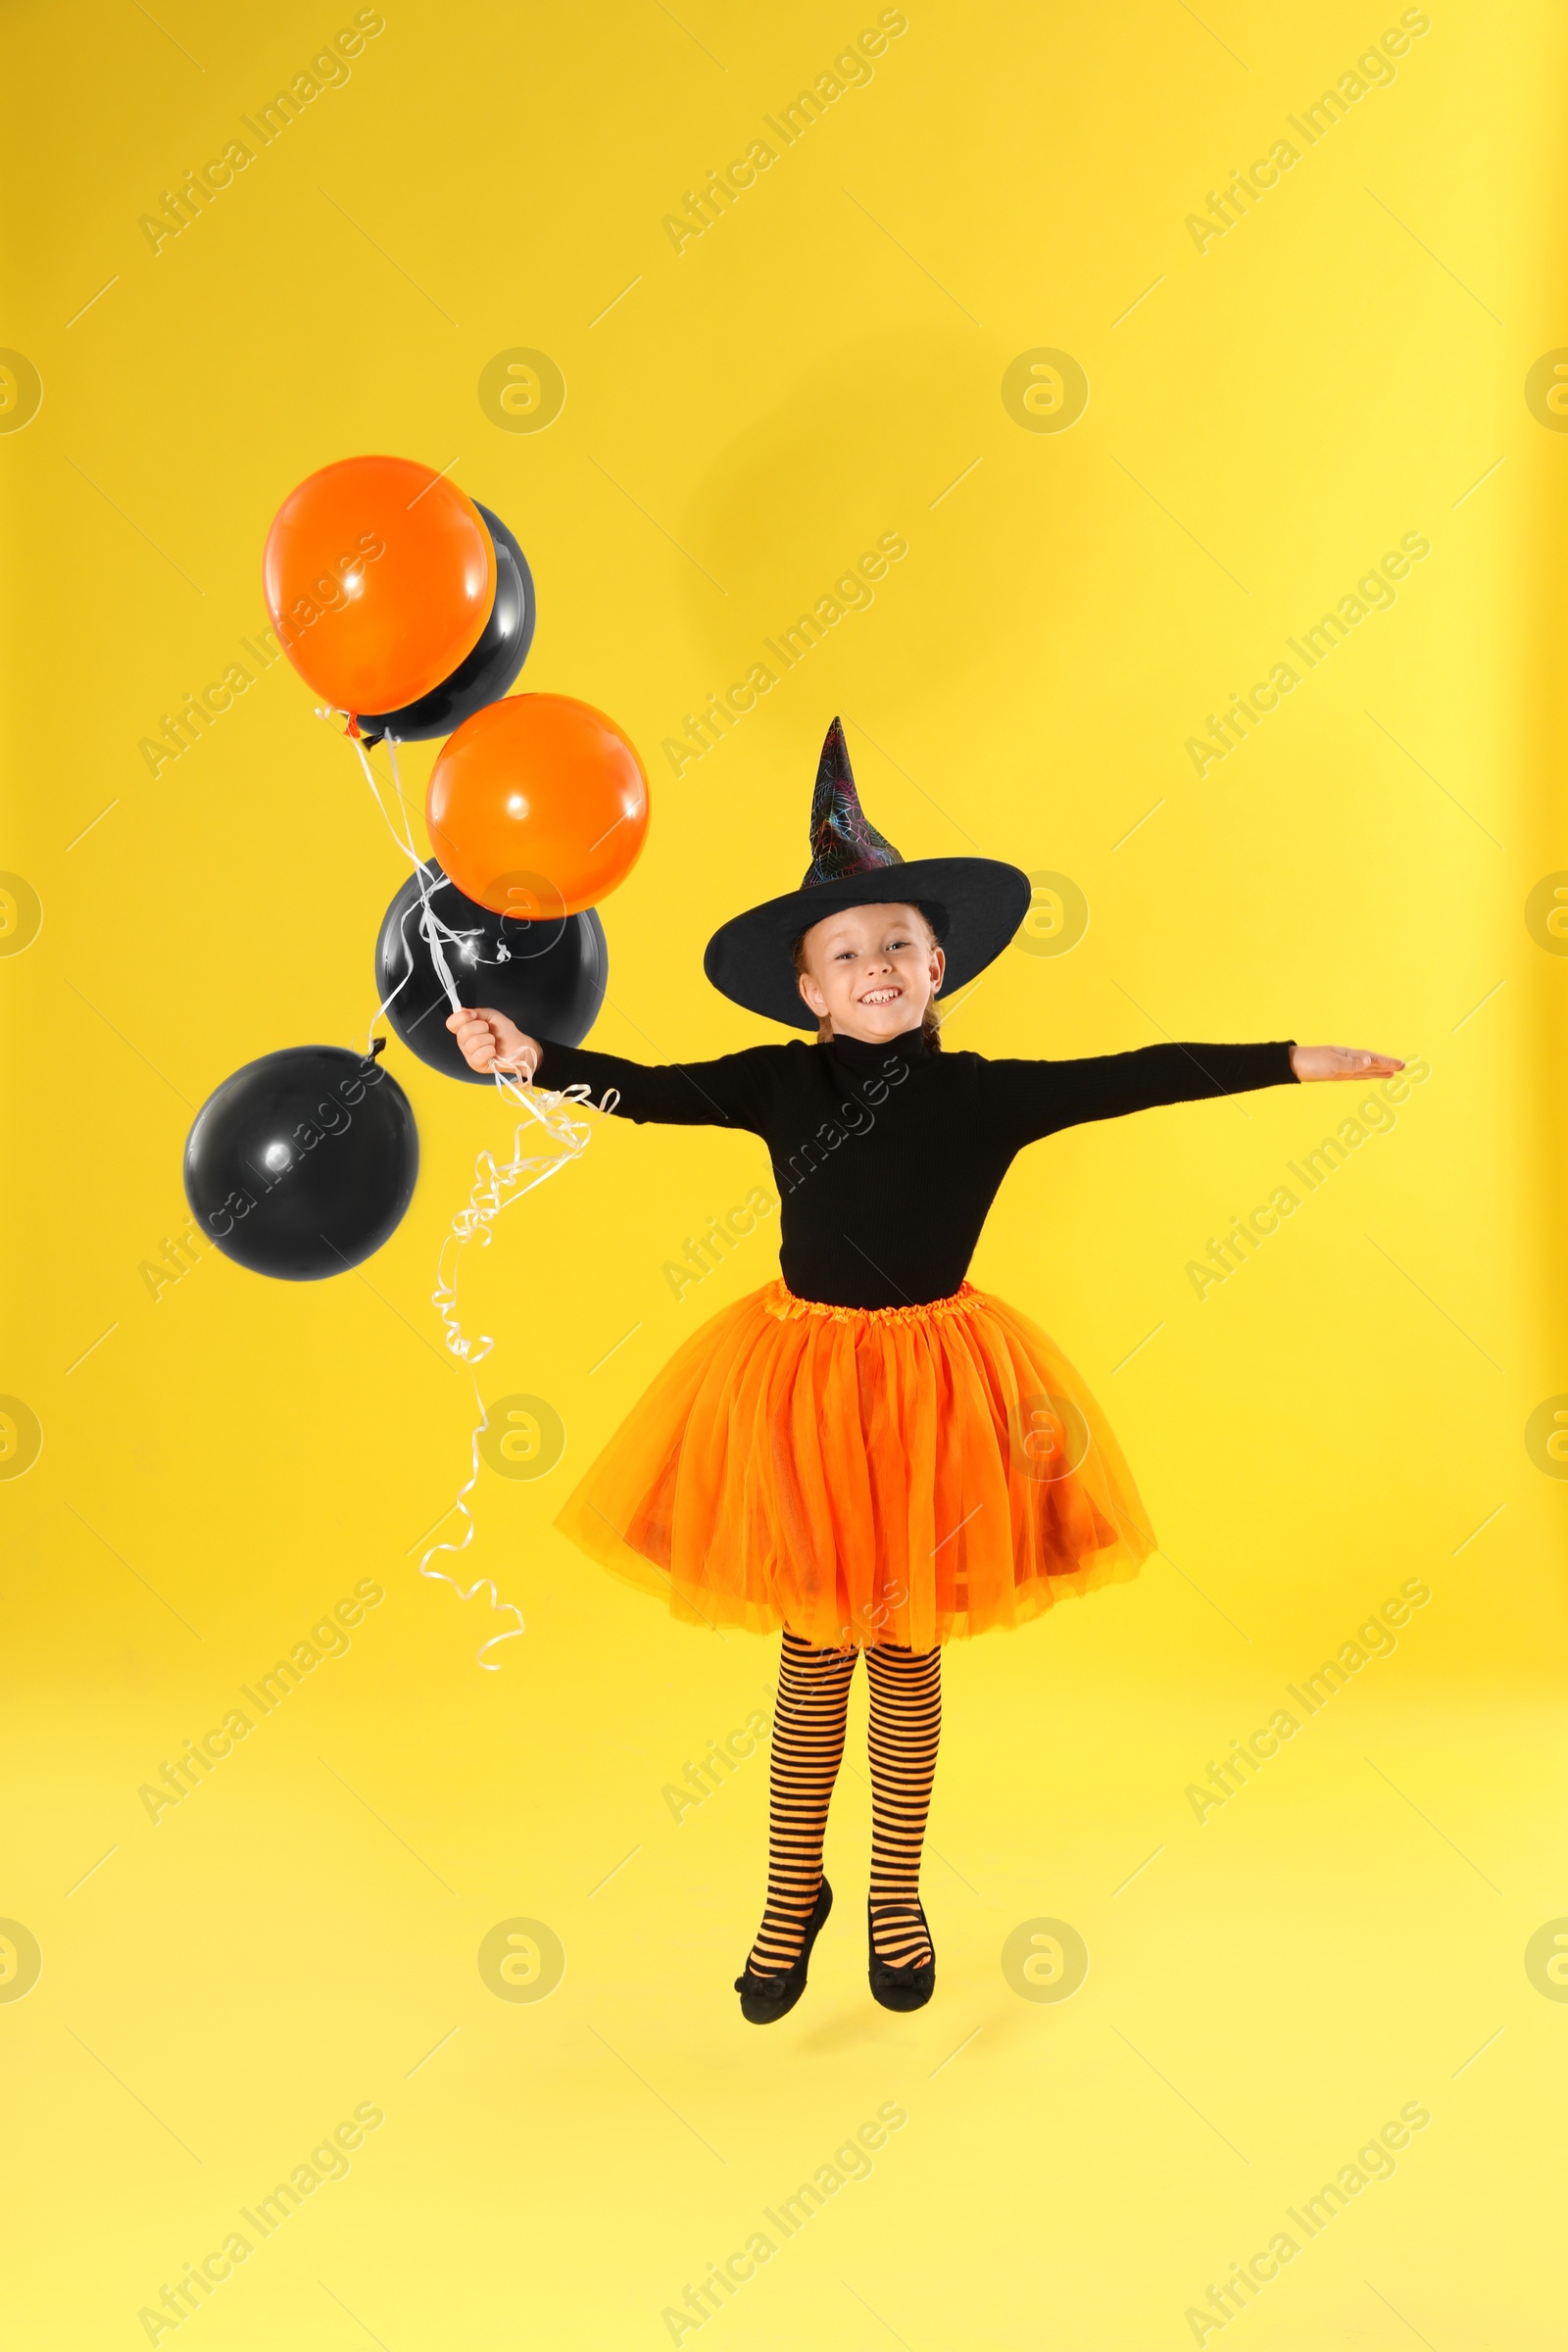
263, 455, 496, 715
426, 694, 651, 920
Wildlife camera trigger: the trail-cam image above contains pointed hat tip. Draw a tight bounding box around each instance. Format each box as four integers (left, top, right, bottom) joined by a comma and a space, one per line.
805, 713, 901, 884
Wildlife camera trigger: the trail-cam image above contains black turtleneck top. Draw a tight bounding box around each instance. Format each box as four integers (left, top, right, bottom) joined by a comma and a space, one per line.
530, 1028, 1299, 1310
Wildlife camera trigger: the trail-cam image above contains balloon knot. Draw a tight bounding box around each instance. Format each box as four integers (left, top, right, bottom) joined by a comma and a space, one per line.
344, 712, 363, 740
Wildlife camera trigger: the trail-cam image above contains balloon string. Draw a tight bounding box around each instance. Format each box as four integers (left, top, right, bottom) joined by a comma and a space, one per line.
336, 718, 468, 1051
383, 734, 463, 1013
428, 1069, 600, 1370
340, 725, 524, 1048
414, 1070, 604, 1668
414, 1373, 516, 1665
415, 1364, 523, 1669
328, 710, 609, 1671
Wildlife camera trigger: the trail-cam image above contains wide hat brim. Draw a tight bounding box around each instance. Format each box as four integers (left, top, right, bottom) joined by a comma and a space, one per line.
704, 858, 1033, 1031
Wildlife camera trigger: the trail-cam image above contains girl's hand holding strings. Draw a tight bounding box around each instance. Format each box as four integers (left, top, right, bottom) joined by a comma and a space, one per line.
446, 1005, 541, 1082
1289, 1045, 1405, 1082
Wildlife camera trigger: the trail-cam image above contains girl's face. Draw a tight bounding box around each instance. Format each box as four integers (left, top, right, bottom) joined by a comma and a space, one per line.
795, 902, 945, 1044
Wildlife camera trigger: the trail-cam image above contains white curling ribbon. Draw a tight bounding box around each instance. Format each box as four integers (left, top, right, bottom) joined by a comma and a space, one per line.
430, 1068, 601, 1369
329, 712, 612, 1668
413, 1071, 604, 1669
417, 1366, 524, 1669
414, 1373, 531, 1665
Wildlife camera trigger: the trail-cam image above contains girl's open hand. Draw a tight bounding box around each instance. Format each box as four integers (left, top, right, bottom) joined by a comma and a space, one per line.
1290, 1045, 1405, 1082
446, 1005, 540, 1081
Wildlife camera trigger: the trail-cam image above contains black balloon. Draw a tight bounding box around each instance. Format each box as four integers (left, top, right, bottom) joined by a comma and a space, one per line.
374, 861, 607, 1085
183, 1045, 418, 1281
357, 502, 535, 744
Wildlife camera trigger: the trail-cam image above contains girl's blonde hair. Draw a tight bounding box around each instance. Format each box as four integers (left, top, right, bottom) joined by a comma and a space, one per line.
791, 905, 944, 1053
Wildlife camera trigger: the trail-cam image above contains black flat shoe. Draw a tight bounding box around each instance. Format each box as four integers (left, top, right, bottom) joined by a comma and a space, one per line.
733, 1879, 833, 2024
867, 1897, 936, 2012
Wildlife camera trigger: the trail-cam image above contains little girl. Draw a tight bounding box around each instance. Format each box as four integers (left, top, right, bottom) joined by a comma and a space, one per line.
449, 717, 1400, 2023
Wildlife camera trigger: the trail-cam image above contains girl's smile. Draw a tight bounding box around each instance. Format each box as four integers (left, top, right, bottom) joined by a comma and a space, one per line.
794, 901, 946, 1045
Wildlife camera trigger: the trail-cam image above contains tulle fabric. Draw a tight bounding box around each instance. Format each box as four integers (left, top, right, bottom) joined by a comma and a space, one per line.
553, 1278, 1156, 1652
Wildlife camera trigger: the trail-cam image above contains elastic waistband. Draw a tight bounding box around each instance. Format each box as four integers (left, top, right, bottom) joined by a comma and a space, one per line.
764, 1277, 984, 1327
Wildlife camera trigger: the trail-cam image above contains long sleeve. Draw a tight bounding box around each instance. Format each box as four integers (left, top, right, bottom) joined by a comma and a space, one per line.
979, 1039, 1298, 1150
530, 1039, 778, 1130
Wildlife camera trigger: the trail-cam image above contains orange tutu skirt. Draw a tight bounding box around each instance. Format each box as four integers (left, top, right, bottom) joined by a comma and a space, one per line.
554, 1278, 1156, 1651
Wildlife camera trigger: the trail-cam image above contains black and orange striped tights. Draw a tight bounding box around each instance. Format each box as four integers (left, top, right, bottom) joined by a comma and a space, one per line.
747, 1628, 942, 1976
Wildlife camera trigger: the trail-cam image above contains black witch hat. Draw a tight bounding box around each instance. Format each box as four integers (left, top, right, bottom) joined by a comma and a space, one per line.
703, 717, 1031, 1031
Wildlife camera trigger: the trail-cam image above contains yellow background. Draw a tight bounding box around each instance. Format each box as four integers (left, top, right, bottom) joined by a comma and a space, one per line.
4, 0, 1566, 2343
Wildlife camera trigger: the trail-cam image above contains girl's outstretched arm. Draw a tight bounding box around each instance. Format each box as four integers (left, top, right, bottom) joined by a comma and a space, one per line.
979, 1036, 1404, 1149
445, 1006, 773, 1130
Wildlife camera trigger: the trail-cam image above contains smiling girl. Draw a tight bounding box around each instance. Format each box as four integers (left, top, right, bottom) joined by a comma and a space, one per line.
448, 716, 1401, 2023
